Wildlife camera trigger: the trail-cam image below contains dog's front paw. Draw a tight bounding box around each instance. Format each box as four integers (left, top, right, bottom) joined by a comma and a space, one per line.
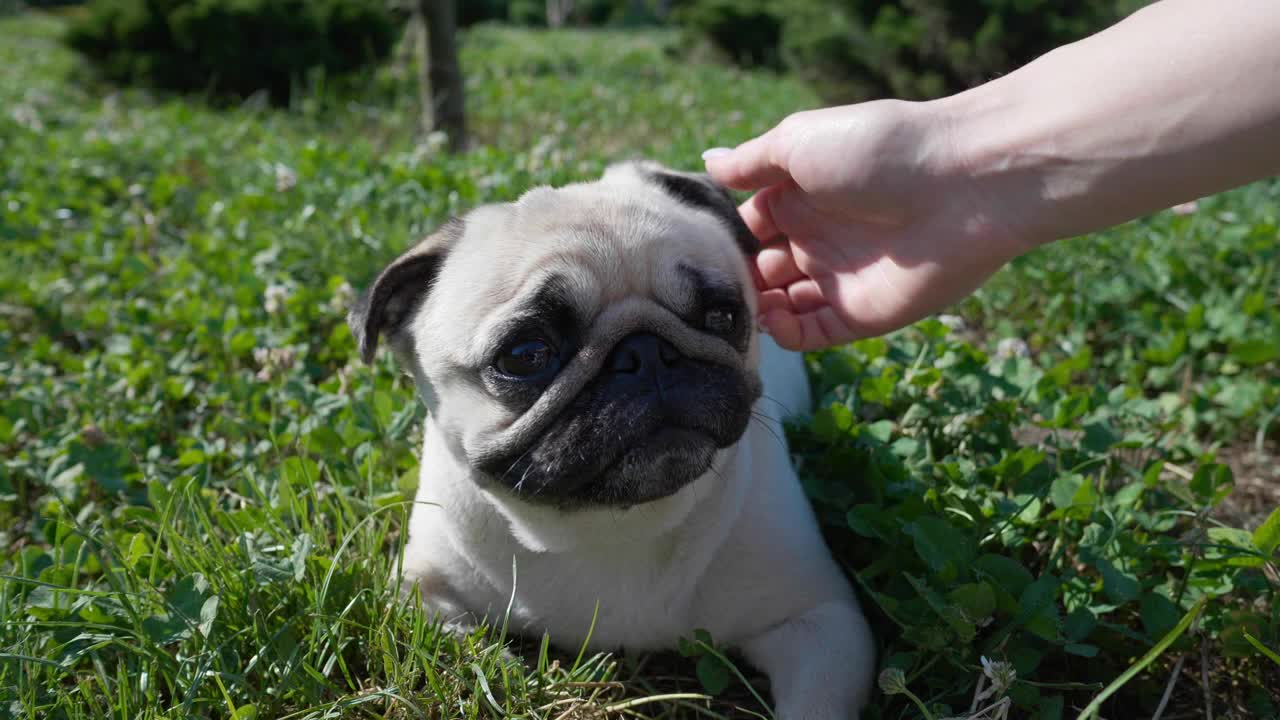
739, 601, 875, 720
773, 699, 862, 720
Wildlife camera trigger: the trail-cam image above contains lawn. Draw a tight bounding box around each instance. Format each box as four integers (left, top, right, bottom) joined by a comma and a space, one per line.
2, 9, 1279, 720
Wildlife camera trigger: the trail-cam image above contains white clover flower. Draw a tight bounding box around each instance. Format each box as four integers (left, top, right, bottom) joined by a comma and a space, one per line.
425, 130, 449, 152
10, 105, 44, 133
531, 136, 555, 156
263, 283, 290, 315
877, 668, 907, 695
477, 172, 506, 190
255, 346, 298, 382
274, 163, 298, 193
329, 281, 355, 315
995, 337, 1030, 360
938, 314, 968, 333
81, 425, 108, 448
527, 136, 556, 172
1171, 200, 1198, 215
336, 362, 357, 395
980, 656, 1016, 696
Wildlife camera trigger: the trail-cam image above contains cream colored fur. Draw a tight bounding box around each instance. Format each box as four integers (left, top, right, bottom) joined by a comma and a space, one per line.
386, 162, 875, 718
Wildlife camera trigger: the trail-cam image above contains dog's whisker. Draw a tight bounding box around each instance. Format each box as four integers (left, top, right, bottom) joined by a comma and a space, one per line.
751, 407, 783, 425
750, 412, 789, 453
513, 460, 536, 495
757, 391, 801, 416
500, 444, 538, 484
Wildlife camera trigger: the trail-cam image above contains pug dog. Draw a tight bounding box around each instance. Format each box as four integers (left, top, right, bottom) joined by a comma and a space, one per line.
348, 161, 875, 718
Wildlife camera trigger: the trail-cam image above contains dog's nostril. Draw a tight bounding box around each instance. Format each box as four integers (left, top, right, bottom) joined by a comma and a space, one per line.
608, 333, 682, 374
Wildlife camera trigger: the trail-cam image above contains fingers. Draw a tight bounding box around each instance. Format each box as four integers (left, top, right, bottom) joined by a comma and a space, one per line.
748, 184, 855, 350
758, 275, 854, 351
759, 277, 825, 314
703, 128, 792, 191
759, 270, 853, 350
740, 181, 828, 251
738, 190, 781, 246
760, 306, 854, 352
756, 243, 805, 290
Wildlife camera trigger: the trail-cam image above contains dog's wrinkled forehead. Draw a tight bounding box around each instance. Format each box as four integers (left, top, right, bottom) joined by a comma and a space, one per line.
347, 160, 757, 370
421, 164, 755, 366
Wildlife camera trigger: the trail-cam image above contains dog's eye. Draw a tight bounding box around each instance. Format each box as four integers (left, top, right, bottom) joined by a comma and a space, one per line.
703, 307, 735, 335
496, 339, 558, 378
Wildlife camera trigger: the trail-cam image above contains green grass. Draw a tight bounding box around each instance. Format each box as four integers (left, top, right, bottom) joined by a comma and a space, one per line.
2, 10, 1278, 720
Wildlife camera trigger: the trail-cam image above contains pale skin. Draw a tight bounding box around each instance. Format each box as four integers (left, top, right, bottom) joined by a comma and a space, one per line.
703, 0, 1280, 352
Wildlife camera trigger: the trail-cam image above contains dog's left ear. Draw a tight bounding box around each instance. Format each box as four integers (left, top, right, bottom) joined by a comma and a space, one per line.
634, 163, 761, 255
348, 217, 464, 364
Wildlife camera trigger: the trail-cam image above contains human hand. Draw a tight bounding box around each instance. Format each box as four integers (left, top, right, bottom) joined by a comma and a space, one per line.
703, 100, 1028, 351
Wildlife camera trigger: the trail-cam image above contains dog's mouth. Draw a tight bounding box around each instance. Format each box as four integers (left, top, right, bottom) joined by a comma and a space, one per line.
594, 425, 720, 501
478, 419, 730, 509
473, 346, 756, 509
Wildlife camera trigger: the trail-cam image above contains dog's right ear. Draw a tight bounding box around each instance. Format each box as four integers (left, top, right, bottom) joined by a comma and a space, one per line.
625, 161, 760, 256
348, 217, 464, 364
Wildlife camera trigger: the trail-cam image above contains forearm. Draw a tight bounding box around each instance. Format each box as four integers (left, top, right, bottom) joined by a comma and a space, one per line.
942, 0, 1280, 249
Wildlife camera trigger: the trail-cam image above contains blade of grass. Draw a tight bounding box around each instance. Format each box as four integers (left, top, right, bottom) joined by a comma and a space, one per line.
604, 693, 714, 711
570, 598, 601, 673
1243, 632, 1280, 666
1076, 596, 1208, 720
694, 639, 775, 720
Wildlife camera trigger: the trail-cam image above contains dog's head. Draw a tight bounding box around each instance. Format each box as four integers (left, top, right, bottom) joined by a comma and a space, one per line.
350, 161, 762, 510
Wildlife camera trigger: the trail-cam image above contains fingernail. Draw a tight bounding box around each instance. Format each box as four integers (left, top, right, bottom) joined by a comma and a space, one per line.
701, 147, 732, 161
756, 313, 771, 335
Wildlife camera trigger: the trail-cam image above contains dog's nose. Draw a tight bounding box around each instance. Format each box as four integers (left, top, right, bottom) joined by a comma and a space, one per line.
608, 333, 682, 375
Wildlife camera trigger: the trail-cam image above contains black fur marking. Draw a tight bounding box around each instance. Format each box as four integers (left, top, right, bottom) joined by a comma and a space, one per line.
677, 264, 751, 352
473, 348, 757, 509
348, 217, 465, 363
643, 167, 760, 255
480, 277, 583, 410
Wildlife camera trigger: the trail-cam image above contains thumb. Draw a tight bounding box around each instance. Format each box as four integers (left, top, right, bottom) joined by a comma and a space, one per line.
702, 129, 792, 191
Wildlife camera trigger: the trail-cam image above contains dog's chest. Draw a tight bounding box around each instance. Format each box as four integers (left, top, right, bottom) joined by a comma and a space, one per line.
503, 533, 708, 649
408, 430, 751, 651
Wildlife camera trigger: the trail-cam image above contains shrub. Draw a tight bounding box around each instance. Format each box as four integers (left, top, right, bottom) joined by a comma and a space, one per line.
675, 0, 1152, 101
66, 0, 401, 104
671, 0, 782, 68
459, 0, 510, 26
786, 0, 1153, 101
462, 0, 667, 28
2, 0, 83, 14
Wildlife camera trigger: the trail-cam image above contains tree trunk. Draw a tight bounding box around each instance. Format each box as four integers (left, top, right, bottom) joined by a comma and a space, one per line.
408, 7, 429, 117
546, 0, 573, 27
417, 0, 466, 152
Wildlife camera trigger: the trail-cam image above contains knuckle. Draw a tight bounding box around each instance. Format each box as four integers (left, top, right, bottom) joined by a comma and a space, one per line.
776, 112, 806, 137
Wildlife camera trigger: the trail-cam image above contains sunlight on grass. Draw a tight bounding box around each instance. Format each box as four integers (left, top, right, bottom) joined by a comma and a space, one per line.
1, 8, 1278, 719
